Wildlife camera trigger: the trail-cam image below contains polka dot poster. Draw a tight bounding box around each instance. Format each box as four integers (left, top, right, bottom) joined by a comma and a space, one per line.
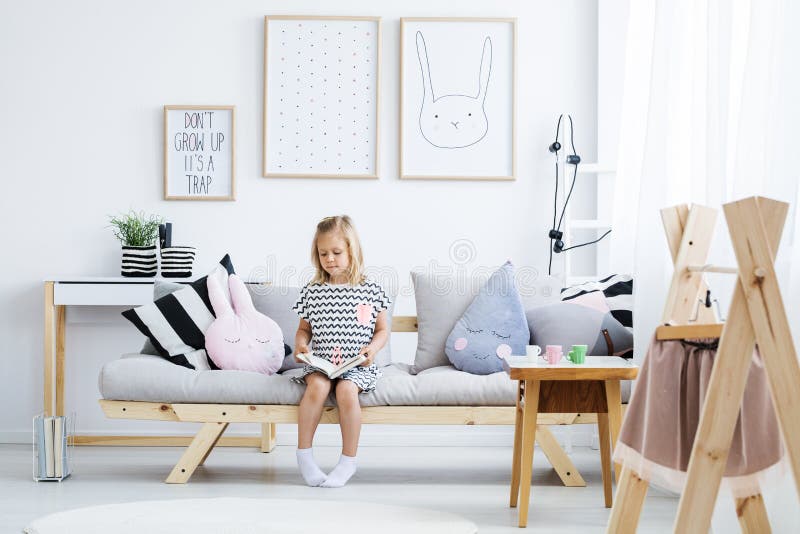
264, 17, 380, 177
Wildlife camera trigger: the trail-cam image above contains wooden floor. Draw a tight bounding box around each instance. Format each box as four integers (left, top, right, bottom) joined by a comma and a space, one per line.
1, 443, 683, 533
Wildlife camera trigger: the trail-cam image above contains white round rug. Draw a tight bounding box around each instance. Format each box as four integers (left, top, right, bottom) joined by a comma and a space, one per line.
24, 497, 478, 534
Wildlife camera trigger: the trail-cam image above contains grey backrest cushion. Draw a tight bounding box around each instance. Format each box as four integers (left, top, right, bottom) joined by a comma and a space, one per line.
247, 285, 302, 372
145, 281, 392, 371
411, 270, 561, 374
411, 272, 479, 374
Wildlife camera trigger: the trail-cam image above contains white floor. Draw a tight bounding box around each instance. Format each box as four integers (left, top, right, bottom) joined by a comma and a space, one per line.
0, 443, 686, 533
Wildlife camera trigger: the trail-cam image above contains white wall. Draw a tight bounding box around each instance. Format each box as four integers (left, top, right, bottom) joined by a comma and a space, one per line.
0, 0, 598, 444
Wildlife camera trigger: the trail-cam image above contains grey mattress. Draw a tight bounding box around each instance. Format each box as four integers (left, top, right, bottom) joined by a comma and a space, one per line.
99, 355, 631, 406
98, 355, 520, 407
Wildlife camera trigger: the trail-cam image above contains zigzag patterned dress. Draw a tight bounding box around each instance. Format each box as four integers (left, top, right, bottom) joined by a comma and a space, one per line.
291, 279, 391, 393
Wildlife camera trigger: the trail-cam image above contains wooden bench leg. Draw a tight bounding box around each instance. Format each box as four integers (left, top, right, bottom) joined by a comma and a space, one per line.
736, 493, 771, 534
536, 425, 586, 487
166, 422, 228, 484
606, 467, 648, 533
260, 422, 277, 453
597, 413, 613, 507
198, 422, 228, 466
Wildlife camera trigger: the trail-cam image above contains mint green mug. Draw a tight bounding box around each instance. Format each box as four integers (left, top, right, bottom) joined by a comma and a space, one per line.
567, 344, 588, 364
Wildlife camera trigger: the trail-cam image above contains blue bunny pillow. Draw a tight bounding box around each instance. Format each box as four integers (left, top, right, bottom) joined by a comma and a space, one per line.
445, 261, 529, 375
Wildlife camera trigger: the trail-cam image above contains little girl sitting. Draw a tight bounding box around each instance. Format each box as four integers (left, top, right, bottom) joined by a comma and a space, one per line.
292, 215, 391, 487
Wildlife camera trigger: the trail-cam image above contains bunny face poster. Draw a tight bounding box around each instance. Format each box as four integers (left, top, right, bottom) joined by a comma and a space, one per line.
401, 18, 516, 180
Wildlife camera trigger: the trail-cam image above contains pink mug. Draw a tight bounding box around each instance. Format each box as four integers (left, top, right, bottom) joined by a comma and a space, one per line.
545, 345, 563, 365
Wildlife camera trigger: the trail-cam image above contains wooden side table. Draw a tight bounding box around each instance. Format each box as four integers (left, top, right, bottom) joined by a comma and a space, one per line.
503, 356, 639, 527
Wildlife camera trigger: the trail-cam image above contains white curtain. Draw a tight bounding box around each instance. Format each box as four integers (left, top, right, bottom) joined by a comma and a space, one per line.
610, 0, 800, 528
612, 0, 800, 351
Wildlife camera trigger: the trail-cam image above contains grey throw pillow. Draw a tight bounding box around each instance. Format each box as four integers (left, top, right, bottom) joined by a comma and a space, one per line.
526, 302, 633, 356
445, 262, 529, 375
411, 271, 481, 374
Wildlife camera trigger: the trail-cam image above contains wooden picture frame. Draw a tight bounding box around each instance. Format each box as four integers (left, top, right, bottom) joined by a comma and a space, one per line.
400, 17, 517, 181
163, 105, 236, 201
263, 15, 381, 179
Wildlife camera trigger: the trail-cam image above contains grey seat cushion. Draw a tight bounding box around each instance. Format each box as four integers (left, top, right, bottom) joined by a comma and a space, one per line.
99, 357, 524, 406
99, 355, 630, 406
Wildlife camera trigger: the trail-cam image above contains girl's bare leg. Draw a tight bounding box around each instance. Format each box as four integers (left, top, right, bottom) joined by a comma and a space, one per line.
298, 372, 331, 448
321, 379, 361, 488
296, 373, 331, 486
335, 379, 362, 456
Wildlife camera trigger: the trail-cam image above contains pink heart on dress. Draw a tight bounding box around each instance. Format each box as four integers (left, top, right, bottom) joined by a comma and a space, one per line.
496, 344, 512, 359
332, 346, 343, 365
356, 303, 373, 325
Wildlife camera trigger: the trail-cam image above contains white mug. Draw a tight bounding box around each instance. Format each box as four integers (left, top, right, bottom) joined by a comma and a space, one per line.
526, 345, 542, 361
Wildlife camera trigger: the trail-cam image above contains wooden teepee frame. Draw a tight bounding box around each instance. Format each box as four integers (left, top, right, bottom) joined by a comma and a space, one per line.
607, 196, 800, 533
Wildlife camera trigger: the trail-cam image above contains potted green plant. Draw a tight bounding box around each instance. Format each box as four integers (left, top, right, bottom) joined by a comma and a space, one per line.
108, 210, 164, 277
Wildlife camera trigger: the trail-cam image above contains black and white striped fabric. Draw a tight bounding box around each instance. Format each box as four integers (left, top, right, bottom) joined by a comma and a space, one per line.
291, 279, 390, 393
122, 255, 235, 369
561, 274, 634, 331
160, 246, 196, 278
121, 246, 157, 277
292, 279, 391, 361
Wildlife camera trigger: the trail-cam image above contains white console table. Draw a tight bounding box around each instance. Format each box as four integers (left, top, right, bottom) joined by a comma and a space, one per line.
43, 277, 273, 448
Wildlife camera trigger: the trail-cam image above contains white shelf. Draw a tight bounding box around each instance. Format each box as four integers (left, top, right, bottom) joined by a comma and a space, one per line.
576, 163, 615, 174
569, 220, 612, 229
45, 276, 200, 283
555, 119, 616, 286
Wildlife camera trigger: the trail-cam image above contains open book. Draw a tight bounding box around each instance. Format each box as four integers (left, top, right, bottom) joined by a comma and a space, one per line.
296, 352, 366, 379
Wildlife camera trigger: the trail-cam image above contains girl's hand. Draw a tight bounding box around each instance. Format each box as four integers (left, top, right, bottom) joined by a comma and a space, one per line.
358, 345, 375, 366
294, 344, 310, 363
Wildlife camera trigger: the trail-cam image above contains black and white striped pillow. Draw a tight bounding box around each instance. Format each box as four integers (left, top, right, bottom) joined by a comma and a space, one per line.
560, 274, 633, 330
561, 274, 633, 358
122, 255, 235, 370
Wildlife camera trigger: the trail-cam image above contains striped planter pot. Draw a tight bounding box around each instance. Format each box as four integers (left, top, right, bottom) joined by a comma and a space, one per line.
121, 245, 157, 277
160, 246, 196, 278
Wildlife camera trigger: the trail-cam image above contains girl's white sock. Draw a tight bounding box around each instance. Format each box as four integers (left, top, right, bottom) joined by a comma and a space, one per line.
296, 447, 326, 487
320, 454, 357, 488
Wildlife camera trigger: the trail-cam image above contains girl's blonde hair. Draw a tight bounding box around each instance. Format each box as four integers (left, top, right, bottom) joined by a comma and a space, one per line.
311, 215, 365, 285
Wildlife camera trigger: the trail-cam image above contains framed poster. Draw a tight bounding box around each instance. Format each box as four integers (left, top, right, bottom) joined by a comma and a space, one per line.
163, 105, 236, 200
400, 18, 516, 180
263, 15, 381, 179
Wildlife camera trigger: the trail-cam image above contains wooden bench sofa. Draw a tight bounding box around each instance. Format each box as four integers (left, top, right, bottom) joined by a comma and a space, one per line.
100, 315, 604, 484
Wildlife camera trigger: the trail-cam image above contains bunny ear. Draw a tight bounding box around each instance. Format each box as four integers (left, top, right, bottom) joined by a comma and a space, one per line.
207, 274, 233, 317
476, 36, 492, 103
415, 31, 434, 103
228, 274, 255, 314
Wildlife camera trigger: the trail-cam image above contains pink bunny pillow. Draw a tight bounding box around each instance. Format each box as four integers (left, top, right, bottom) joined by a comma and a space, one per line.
205, 274, 284, 375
